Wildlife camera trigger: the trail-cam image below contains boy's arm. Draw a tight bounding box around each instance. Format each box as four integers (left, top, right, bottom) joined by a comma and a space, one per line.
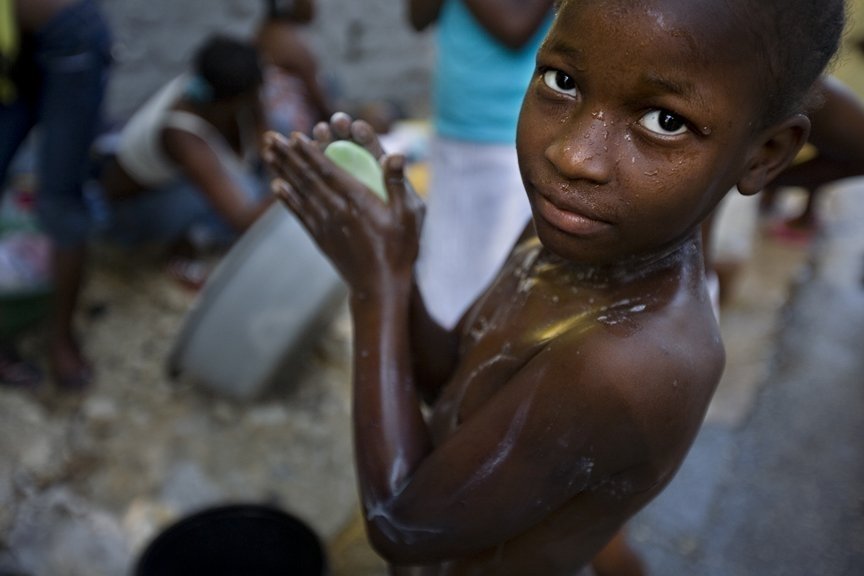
355, 327, 679, 564
407, 0, 445, 31
307, 113, 462, 402
409, 282, 461, 404
264, 129, 437, 557
463, 0, 554, 49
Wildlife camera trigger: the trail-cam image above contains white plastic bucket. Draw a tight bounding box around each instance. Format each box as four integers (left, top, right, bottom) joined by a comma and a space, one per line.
168, 205, 346, 400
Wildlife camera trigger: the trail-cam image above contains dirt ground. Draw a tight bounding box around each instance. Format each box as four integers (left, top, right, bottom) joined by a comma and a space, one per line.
1, 239, 391, 575
0, 173, 826, 576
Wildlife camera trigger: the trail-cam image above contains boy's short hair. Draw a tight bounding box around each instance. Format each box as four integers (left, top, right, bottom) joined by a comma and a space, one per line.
729, 0, 845, 126
193, 35, 263, 101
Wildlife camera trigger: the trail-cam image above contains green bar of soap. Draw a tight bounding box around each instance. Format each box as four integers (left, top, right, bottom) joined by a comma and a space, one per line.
324, 140, 388, 202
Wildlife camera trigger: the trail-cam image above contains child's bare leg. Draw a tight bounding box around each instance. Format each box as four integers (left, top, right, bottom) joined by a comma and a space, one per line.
591, 529, 646, 576
50, 244, 93, 389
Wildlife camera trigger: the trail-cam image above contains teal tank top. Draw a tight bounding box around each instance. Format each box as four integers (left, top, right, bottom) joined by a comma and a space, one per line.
434, 0, 552, 144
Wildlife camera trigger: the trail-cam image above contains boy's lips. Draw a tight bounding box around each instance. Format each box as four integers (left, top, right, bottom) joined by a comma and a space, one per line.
533, 190, 612, 236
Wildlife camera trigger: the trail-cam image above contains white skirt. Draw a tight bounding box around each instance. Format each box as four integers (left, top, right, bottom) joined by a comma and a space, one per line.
415, 136, 532, 328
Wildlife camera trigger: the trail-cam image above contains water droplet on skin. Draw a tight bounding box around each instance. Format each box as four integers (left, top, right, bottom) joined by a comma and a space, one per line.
644, 169, 659, 176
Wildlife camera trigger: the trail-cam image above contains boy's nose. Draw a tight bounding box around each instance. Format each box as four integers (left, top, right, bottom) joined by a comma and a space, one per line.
545, 111, 616, 185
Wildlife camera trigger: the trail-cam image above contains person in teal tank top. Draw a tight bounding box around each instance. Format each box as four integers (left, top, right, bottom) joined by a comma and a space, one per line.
409, 0, 554, 332
434, 0, 551, 143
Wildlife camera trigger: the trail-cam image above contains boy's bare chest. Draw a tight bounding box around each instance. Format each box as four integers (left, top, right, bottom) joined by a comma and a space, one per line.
429, 257, 605, 439
428, 242, 662, 441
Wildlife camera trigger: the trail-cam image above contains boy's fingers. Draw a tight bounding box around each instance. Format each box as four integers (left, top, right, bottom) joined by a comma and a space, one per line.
351, 120, 386, 158
313, 112, 384, 158
264, 131, 295, 179
291, 134, 350, 212
274, 135, 337, 221
263, 131, 289, 163
329, 112, 354, 140
312, 121, 334, 148
383, 154, 407, 212
272, 179, 321, 239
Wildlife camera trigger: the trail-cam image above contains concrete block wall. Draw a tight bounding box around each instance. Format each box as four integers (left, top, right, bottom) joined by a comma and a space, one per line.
97, 0, 435, 125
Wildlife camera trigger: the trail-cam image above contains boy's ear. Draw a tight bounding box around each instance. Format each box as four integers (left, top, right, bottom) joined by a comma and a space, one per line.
737, 114, 811, 196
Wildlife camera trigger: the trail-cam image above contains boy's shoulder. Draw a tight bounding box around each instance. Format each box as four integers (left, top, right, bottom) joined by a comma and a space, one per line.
557, 300, 724, 400
504, 301, 718, 494
474, 247, 724, 413
470, 232, 724, 425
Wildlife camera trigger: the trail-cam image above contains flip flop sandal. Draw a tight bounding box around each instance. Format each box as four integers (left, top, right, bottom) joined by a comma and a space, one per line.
0, 349, 43, 388
53, 365, 94, 391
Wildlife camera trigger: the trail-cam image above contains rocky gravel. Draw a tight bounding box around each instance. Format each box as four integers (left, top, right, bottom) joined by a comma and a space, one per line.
0, 245, 375, 575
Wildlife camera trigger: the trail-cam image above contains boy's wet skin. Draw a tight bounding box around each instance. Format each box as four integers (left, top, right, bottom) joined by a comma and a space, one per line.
421, 236, 721, 573
519, 0, 783, 270
265, 0, 819, 573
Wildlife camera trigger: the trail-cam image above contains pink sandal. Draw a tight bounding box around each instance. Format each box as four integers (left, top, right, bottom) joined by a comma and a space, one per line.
766, 220, 818, 246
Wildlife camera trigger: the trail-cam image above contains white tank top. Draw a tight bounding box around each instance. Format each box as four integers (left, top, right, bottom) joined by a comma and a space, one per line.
116, 75, 249, 187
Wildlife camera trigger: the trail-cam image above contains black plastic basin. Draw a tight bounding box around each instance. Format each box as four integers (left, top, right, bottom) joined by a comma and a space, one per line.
134, 503, 327, 576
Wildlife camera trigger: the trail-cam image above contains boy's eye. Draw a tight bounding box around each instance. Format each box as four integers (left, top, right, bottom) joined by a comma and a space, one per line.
541, 69, 577, 96
639, 110, 689, 136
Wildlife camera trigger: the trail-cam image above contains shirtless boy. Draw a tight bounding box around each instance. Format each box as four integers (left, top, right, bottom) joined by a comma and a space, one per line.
264, 0, 845, 573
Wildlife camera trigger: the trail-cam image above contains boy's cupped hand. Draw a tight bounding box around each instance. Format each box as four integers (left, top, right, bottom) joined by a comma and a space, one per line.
264, 113, 424, 298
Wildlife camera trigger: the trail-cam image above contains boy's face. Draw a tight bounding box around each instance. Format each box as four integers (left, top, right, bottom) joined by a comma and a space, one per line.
517, 0, 764, 265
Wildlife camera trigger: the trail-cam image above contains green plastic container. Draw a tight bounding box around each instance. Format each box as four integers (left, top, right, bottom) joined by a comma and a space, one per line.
0, 219, 53, 338
0, 286, 52, 338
